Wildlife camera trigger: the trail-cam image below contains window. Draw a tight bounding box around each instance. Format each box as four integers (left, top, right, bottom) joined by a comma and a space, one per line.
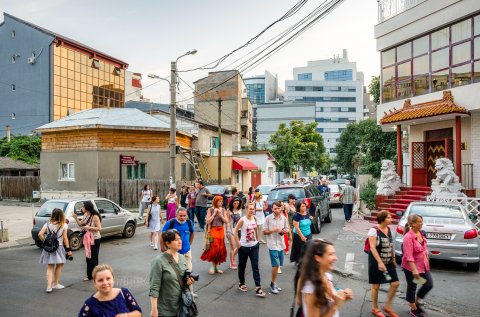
413, 36, 429, 56
382, 48, 395, 66
94, 200, 118, 214
234, 170, 240, 183
60, 162, 75, 180
11, 84, 15, 91
452, 42, 471, 65
211, 136, 219, 149
113, 67, 121, 76
297, 73, 312, 81
11, 55, 16, 63
397, 42, 411, 62
268, 167, 273, 179
324, 70, 352, 81
92, 59, 100, 69
452, 19, 471, 43
11, 30, 15, 38
241, 110, 248, 118
431, 27, 449, 50
452, 64, 471, 87
181, 163, 187, 180
127, 163, 146, 179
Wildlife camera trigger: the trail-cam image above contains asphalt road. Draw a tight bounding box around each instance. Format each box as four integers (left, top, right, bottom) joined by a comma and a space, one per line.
0, 207, 478, 317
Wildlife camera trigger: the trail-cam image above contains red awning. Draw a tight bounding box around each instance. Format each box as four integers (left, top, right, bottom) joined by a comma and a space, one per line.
232, 158, 258, 171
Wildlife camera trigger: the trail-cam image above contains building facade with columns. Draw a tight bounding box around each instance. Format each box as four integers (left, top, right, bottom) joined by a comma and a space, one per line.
375, 0, 480, 194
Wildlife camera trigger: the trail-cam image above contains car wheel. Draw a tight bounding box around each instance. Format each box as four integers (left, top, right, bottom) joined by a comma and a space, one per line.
324, 207, 332, 223
69, 232, 83, 251
313, 210, 322, 234
35, 240, 43, 248
122, 222, 136, 238
467, 261, 480, 272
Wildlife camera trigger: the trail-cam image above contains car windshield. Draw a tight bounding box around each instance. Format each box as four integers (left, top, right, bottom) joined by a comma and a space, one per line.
256, 185, 275, 195
36, 201, 68, 217
410, 204, 464, 219
328, 184, 340, 192
206, 185, 226, 195
268, 188, 305, 201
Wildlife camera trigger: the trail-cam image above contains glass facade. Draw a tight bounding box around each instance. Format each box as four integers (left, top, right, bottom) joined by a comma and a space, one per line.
53, 44, 125, 120
299, 96, 356, 102
381, 13, 480, 103
324, 69, 353, 81
297, 73, 312, 81
315, 117, 356, 123
287, 85, 356, 92
246, 83, 265, 104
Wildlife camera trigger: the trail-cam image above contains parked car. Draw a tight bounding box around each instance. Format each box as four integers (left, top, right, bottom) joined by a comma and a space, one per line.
394, 201, 480, 271
255, 184, 278, 203
328, 183, 342, 206
205, 185, 234, 208
266, 184, 332, 233
31, 198, 137, 251
281, 178, 295, 184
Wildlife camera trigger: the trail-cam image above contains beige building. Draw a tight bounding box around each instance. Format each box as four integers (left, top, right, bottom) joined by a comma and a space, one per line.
194, 70, 253, 151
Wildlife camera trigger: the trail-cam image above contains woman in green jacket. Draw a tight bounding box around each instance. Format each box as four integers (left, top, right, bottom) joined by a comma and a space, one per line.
149, 229, 196, 317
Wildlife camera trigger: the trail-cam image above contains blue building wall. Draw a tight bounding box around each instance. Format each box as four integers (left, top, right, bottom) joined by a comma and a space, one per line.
0, 15, 54, 136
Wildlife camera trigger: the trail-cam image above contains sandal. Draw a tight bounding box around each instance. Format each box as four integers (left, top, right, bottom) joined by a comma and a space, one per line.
371, 309, 386, 317
238, 283, 248, 292
215, 268, 224, 274
382, 307, 399, 317
208, 267, 215, 275
230, 263, 238, 270
255, 287, 266, 297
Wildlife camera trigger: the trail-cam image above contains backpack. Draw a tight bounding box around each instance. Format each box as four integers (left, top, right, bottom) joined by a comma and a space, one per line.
169, 219, 194, 233
42, 225, 61, 253
364, 226, 391, 253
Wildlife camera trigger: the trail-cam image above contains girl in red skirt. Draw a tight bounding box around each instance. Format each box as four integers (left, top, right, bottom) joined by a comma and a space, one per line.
201, 195, 228, 274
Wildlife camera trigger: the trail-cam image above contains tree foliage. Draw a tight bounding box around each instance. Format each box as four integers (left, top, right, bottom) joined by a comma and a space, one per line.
269, 121, 329, 174
368, 75, 380, 105
0, 135, 42, 165
334, 119, 396, 178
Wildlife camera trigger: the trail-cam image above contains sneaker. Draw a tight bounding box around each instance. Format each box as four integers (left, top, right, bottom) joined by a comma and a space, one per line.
273, 283, 282, 291
45, 287, 52, 293
52, 284, 65, 289
270, 283, 279, 294
154, 245, 158, 250
150, 242, 154, 247
278, 267, 282, 274
198, 228, 204, 232
409, 309, 424, 317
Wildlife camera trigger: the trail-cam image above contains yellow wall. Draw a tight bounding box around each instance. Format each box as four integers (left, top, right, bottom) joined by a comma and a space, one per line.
203, 156, 233, 182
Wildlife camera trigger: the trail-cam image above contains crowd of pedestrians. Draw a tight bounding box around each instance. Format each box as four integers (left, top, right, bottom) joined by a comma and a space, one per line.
35, 177, 436, 317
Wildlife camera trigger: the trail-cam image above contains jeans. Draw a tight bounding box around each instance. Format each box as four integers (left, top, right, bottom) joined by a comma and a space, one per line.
86, 239, 100, 280
403, 269, 434, 303
238, 243, 261, 287
187, 207, 196, 222
195, 206, 207, 230
139, 201, 149, 218
343, 203, 353, 220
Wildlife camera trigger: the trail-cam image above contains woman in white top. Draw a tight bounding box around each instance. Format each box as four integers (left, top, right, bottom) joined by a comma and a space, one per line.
38, 208, 72, 293
253, 192, 266, 244
138, 184, 153, 220
145, 196, 162, 250
233, 202, 266, 297
297, 240, 353, 317
165, 188, 178, 221
227, 197, 243, 269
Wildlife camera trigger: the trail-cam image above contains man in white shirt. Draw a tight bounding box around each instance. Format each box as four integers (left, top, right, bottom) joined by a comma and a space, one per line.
263, 201, 290, 294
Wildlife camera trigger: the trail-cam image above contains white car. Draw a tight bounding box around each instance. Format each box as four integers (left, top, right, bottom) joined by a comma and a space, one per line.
255, 184, 278, 203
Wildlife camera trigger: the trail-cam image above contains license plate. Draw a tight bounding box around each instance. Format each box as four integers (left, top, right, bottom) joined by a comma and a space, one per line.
425, 232, 451, 240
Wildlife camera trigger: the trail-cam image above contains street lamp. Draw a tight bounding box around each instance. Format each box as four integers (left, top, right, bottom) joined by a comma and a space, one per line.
149, 49, 197, 188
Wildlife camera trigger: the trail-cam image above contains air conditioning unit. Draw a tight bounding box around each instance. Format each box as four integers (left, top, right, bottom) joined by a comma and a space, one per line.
27, 57, 36, 64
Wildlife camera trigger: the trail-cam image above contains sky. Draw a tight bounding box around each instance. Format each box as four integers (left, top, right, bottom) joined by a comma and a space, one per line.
1, 0, 380, 105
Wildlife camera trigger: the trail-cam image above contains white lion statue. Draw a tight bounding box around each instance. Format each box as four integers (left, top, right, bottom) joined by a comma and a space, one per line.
376, 160, 401, 196
431, 158, 465, 198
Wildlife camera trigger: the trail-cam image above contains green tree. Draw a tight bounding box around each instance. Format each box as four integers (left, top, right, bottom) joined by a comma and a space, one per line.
368, 75, 380, 105
270, 121, 328, 174
335, 119, 396, 178
0, 135, 42, 165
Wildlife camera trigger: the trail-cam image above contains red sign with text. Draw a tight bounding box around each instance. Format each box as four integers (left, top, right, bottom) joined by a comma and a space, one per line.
120, 155, 137, 165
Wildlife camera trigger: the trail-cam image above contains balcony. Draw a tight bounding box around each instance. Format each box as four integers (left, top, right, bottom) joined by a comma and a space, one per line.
378, 0, 427, 23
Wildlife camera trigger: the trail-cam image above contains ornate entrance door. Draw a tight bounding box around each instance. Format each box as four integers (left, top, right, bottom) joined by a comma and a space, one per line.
427, 141, 446, 185
412, 142, 427, 186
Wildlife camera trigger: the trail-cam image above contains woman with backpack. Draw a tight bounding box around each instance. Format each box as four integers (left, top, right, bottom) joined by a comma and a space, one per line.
296, 239, 352, 317
367, 210, 400, 317
38, 208, 73, 293
72, 201, 102, 281
145, 196, 162, 250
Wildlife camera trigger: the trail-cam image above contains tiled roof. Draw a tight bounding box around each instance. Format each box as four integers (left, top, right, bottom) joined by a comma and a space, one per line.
0, 157, 38, 170
380, 91, 470, 124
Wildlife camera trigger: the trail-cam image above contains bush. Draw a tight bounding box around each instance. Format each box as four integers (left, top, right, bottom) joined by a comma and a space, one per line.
360, 179, 377, 210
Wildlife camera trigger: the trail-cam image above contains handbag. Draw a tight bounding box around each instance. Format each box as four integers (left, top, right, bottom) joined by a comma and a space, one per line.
203, 224, 213, 250
165, 253, 198, 317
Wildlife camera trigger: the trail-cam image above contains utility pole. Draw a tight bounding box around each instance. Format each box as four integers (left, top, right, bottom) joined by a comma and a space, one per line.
217, 98, 222, 184
170, 61, 177, 188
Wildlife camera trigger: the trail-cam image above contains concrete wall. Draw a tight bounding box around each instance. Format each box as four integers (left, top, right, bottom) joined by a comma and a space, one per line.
233, 153, 277, 185
203, 156, 233, 182
0, 15, 55, 136
197, 128, 233, 157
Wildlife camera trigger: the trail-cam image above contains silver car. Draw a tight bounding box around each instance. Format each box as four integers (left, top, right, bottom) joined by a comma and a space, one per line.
255, 184, 278, 203
31, 198, 137, 251
328, 184, 342, 206
394, 201, 480, 271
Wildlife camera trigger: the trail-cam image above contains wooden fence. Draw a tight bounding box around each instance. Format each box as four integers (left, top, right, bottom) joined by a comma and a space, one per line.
0, 176, 41, 201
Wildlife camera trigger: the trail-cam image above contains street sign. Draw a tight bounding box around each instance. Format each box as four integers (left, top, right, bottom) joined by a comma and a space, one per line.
120, 155, 137, 165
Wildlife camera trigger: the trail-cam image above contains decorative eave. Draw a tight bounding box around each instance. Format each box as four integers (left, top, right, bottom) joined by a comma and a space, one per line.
380, 91, 470, 125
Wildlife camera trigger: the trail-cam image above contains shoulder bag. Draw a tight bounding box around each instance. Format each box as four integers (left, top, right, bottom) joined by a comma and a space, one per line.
165, 253, 199, 317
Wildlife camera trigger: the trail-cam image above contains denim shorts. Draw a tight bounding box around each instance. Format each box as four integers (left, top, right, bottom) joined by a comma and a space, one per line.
269, 249, 284, 267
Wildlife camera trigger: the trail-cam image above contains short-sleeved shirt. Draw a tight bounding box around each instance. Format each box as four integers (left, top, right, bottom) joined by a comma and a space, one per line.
293, 213, 312, 236
341, 185, 355, 204
367, 227, 393, 264
195, 187, 211, 207
188, 191, 196, 208
43, 222, 68, 245
264, 214, 289, 251
239, 216, 258, 248
317, 185, 330, 196
162, 219, 194, 254
301, 273, 338, 317
78, 287, 142, 317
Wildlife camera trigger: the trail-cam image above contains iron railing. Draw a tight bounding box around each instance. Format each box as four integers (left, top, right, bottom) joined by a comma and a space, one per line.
378, 0, 427, 23
462, 163, 474, 189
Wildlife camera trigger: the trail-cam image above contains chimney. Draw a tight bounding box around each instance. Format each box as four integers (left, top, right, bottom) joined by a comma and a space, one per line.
343, 49, 348, 60
6, 125, 11, 143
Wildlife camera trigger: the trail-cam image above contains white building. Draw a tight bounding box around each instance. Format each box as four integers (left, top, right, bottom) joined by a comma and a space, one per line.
125, 71, 143, 102
284, 50, 364, 156
375, 0, 480, 194
244, 70, 281, 104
